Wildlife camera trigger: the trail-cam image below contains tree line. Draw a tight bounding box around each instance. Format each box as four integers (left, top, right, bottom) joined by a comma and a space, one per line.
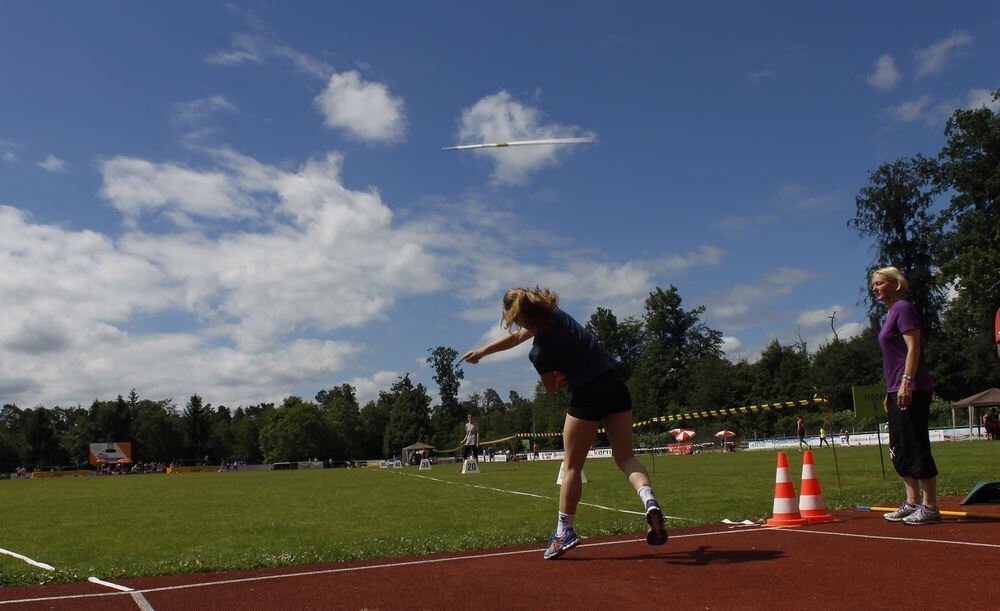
2, 91, 996, 470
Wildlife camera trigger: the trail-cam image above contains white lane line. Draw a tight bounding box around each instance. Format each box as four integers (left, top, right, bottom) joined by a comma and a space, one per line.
394, 471, 690, 520
7, 524, 995, 606
131, 591, 156, 611
0, 529, 760, 606
0, 526, 1000, 606
0, 547, 55, 571
773, 526, 1000, 549
88, 576, 133, 591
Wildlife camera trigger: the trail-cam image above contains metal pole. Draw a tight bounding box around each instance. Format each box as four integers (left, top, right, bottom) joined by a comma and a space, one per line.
874, 407, 887, 479
649, 419, 656, 476
824, 401, 842, 489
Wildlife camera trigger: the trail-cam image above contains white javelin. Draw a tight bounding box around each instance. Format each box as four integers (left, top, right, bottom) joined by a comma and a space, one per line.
442, 136, 593, 151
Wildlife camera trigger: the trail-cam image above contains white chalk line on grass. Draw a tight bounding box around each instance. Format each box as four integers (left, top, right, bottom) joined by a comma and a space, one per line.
393, 470, 690, 520
0, 547, 55, 572
1, 547, 154, 609
4, 525, 999, 607
88, 576, 133, 592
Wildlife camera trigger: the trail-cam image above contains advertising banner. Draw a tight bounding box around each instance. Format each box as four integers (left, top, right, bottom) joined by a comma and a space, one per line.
88, 442, 132, 465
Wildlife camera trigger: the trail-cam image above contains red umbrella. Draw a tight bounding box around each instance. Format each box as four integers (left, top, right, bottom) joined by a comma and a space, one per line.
118, 458, 133, 464
714, 430, 736, 438
669, 428, 696, 441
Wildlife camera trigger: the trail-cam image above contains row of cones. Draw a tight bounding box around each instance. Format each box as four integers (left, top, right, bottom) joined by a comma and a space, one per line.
767, 450, 835, 526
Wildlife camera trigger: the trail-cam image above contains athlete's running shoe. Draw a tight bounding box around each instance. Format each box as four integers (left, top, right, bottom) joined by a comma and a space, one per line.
645, 500, 669, 545
883, 502, 918, 522
903, 505, 942, 526
543, 528, 580, 560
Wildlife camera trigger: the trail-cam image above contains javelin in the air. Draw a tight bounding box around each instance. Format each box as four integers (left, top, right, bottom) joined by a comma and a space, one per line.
442, 136, 593, 151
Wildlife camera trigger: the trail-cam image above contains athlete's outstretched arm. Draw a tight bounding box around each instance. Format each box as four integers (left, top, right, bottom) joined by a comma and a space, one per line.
458, 328, 534, 364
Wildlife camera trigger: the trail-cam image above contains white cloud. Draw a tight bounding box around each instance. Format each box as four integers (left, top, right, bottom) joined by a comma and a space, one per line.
886, 95, 932, 123
37, 154, 67, 173
453, 91, 594, 186
914, 31, 972, 79
747, 69, 776, 84
173, 95, 238, 125
795, 306, 844, 328
349, 371, 401, 404
837, 321, 864, 341
100, 157, 255, 224
314, 71, 407, 144
1, 139, 20, 163
7, 139, 725, 408
867, 54, 901, 91
777, 184, 840, 212
206, 33, 332, 79
721, 336, 742, 355
709, 267, 813, 327
711, 214, 779, 237
966, 88, 1000, 112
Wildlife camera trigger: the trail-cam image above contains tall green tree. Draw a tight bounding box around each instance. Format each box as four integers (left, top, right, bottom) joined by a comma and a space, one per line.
850, 155, 945, 332
587, 307, 645, 379
258, 398, 336, 462
23, 407, 66, 467
383, 375, 432, 458
316, 384, 362, 459
359, 399, 390, 458
427, 346, 466, 446
932, 89, 1000, 397
182, 394, 213, 459
630, 286, 723, 418
132, 400, 184, 463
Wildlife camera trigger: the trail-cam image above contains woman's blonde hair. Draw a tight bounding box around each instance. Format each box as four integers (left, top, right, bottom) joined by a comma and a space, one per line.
873, 266, 909, 292
501, 287, 558, 332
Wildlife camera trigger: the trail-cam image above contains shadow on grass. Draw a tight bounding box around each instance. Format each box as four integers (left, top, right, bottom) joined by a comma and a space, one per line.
563, 545, 785, 565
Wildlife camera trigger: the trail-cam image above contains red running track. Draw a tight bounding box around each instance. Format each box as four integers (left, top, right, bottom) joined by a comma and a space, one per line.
2, 499, 997, 610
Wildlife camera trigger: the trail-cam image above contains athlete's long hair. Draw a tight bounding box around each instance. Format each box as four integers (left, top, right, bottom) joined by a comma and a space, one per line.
501, 287, 558, 333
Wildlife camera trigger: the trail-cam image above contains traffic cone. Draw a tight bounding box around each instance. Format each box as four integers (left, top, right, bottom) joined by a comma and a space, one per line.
799, 450, 835, 524
766, 451, 808, 527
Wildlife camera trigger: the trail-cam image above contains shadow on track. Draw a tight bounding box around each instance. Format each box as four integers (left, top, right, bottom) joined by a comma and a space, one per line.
562, 545, 786, 565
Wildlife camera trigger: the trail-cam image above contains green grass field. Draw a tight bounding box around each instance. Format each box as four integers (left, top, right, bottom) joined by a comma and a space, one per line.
2, 442, 998, 587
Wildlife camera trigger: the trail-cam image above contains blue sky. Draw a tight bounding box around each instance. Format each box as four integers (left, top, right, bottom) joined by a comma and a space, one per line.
1, 2, 998, 408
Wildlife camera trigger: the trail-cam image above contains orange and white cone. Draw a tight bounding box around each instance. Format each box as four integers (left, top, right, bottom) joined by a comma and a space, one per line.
799, 450, 835, 524
766, 451, 808, 527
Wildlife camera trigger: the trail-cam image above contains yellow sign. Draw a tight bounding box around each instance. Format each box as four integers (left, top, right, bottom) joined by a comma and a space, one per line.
852, 384, 886, 419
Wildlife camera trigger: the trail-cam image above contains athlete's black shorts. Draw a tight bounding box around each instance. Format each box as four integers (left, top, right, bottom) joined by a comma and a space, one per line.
887, 390, 938, 479
569, 369, 632, 422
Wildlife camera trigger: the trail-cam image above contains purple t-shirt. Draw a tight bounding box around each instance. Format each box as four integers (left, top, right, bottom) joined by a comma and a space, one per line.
878, 299, 933, 393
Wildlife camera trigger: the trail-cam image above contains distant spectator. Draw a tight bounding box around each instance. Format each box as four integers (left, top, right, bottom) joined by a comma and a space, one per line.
818, 426, 830, 448
797, 416, 809, 451
461, 414, 480, 461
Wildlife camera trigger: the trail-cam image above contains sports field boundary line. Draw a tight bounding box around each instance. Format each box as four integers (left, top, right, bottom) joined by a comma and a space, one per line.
0, 529, 758, 606
389, 469, 691, 520
772, 526, 1000, 548
6, 525, 996, 607
0, 547, 55, 572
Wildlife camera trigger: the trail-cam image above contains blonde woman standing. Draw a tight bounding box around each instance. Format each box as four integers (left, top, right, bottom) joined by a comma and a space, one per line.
872, 267, 940, 525
459, 287, 668, 559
